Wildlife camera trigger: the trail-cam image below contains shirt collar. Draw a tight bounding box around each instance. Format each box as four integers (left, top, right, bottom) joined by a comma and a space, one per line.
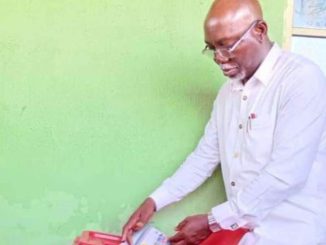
230, 43, 282, 91
253, 43, 282, 86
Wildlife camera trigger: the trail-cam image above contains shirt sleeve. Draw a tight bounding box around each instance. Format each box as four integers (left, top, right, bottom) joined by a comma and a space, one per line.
150, 98, 221, 211
212, 64, 326, 230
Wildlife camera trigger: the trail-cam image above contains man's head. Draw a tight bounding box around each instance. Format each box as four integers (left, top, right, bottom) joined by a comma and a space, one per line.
204, 0, 272, 83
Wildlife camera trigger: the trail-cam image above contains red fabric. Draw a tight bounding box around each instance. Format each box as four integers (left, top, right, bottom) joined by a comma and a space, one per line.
200, 229, 248, 245
74, 231, 122, 245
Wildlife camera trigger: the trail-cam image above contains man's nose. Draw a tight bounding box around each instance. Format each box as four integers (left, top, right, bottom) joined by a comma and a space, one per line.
214, 52, 230, 64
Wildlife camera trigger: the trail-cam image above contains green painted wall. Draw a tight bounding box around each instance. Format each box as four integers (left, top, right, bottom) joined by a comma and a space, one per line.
0, 1, 287, 244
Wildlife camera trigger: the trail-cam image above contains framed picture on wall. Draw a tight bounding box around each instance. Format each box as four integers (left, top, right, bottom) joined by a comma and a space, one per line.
293, 0, 326, 29
284, 0, 326, 50
283, 0, 326, 75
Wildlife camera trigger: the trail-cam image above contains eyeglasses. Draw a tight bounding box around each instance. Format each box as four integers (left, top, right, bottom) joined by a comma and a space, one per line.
202, 20, 260, 59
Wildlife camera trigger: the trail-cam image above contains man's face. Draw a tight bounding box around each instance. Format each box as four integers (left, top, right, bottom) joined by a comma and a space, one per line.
204, 20, 261, 82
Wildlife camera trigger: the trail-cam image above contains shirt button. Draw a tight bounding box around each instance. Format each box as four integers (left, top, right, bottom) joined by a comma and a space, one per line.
231, 181, 236, 187
231, 223, 239, 230
239, 124, 243, 129
243, 95, 248, 101
233, 152, 240, 158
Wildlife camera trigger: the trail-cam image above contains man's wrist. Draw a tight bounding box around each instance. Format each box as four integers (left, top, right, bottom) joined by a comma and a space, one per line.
207, 212, 221, 232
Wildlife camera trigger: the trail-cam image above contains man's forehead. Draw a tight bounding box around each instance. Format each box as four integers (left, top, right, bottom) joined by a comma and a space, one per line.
204, 0, 262, 37
204, 17, 250, 42
205, 16, 243, 30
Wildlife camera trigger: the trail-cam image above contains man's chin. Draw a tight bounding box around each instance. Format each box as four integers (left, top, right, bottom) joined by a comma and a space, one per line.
222, 68, 239, 77
223, 69, 245, 81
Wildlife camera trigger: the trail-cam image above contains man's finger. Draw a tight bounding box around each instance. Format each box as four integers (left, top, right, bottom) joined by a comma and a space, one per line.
170, 241, 186, 245
121, 226, 128, 242
126, 230, 133, 245
122, 214, 140, 241
175, 219, 187, 231
122, 222, 136, 242
169, 232, 184, 243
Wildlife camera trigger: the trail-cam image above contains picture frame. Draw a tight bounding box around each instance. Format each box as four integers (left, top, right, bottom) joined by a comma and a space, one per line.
293, 0, 326, 29
283, 0, 326, 50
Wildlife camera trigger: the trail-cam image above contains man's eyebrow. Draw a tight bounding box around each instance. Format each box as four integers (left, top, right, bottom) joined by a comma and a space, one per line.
204, 39, 226, 47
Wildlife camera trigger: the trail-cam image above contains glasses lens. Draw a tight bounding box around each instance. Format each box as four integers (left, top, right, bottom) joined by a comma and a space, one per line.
202, 47, 231, 60
216, 49, 231, 58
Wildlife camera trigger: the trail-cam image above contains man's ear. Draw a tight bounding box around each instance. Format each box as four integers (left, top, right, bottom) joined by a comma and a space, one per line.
254, 21, 268, 43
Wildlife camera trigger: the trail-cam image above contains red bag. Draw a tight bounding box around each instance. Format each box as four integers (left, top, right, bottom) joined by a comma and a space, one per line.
200, 229, 248, 245
74, 231, 122, 245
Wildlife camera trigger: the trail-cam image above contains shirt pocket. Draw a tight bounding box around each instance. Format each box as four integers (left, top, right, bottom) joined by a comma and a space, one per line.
246, 114, 275, 164
250, 114, 274, 129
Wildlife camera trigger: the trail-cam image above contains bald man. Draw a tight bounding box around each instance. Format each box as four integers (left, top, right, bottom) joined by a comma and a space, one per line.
122, 0, 326, 244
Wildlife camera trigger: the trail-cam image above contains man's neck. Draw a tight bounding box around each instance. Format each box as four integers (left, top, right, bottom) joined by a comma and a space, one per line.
241, 41, 274, 85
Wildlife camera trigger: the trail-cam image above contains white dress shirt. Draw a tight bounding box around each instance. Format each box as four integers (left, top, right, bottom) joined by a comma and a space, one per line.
150, 44, 326, 244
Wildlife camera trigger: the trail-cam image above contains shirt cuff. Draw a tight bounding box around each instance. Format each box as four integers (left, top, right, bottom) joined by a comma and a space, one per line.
149, 186, 179, 211
211, 201, 247, 231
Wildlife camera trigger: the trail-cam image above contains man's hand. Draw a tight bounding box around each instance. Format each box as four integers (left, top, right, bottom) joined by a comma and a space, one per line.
169, 214, 212, 245
121, 198, 156, 245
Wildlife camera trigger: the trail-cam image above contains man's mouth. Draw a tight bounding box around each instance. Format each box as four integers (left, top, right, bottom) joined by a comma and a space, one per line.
221, 66, 239, 77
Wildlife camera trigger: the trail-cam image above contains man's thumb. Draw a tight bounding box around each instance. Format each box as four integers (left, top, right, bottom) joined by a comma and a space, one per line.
133, 221, 145, 231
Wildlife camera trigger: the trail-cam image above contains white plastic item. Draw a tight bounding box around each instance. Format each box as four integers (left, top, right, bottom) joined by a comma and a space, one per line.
120, 225, 170, 245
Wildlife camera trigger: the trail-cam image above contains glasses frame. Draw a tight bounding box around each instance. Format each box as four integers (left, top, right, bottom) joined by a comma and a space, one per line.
202, 19, 261, 59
